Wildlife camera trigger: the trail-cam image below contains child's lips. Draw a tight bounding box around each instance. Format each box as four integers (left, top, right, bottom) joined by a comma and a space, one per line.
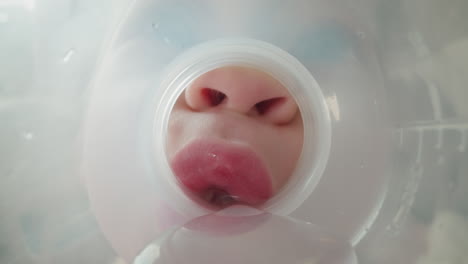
170, 139, 273, 208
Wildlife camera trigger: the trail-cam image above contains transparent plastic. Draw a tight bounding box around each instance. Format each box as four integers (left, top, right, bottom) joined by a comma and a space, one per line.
82, 2, 388, 258
1, 0, 467, 264
134, 205, 357, 264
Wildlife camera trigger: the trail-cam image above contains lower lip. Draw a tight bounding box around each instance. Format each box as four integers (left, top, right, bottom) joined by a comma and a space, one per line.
170, 139, 273, 208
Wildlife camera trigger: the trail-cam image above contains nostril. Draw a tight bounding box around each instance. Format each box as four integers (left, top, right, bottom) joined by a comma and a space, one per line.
202, 88, 226, 106
255, 97, 286, 115
185, 67, 299, 124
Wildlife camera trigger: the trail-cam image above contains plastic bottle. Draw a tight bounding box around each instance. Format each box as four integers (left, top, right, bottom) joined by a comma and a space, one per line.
82, 0, 389, 263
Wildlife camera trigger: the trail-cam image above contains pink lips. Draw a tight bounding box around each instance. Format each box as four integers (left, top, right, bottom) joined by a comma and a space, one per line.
170, 139, 273, 208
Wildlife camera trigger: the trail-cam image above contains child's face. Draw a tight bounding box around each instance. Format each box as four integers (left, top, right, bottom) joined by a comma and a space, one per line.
166, 66, 304, 208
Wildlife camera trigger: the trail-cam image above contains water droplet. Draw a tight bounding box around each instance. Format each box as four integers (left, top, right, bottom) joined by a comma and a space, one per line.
435, 130, 443, 149
398, 129, 404, 146
408, 31, 429, 57
359, 162, 365, 169
24, 0, 36, 10
163, 37, 171, 44
437, 156, 445, 165
151, 22, 160, 30
0, 13, 9, 23
23, 132, 34, 140
412, 163, 423, 175
458, 132, 466, 152
357, 31, 366, 39
62, 49, 76, 63
325, 94, 340, 121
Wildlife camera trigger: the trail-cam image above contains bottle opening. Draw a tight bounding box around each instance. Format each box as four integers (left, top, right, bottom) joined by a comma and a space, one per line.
166, 65, 304, 210
152, 38, 332, 217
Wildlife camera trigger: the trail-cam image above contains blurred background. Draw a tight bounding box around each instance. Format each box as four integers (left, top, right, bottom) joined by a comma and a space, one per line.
0, 0, 467, 263
0, 0, 125, 263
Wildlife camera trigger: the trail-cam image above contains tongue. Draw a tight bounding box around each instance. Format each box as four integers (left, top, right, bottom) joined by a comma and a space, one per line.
202, 188, 239, 207
170, 139, 273, 208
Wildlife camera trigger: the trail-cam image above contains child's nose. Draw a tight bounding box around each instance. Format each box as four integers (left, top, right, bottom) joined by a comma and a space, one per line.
184, 67, 299, 125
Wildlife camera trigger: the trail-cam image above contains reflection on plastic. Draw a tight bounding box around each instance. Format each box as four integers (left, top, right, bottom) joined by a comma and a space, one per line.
134, 205, 357, 264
